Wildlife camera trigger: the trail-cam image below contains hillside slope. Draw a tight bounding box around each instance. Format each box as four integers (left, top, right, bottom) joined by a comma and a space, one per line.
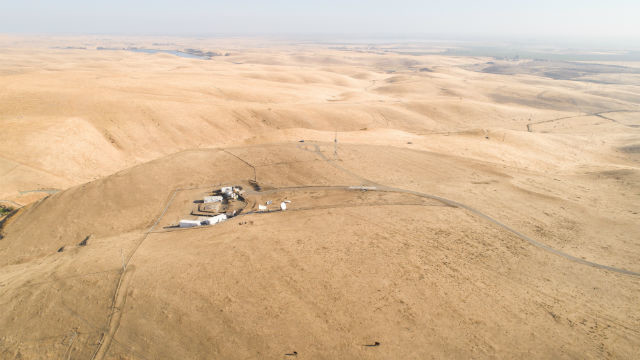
1, 143, 639, 359
2, 38, 639, 204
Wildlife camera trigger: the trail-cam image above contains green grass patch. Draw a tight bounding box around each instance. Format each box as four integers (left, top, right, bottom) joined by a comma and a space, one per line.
0, 205, 13, 217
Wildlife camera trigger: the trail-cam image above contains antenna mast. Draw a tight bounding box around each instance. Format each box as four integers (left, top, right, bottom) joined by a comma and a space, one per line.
334, 129, 338, 159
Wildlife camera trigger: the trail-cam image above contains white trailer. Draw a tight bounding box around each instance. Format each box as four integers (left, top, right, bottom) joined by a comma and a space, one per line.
179, 220, 201, 228
204, 214, 227, 225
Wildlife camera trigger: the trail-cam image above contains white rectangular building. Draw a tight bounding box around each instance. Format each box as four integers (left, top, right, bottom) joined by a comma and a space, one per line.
204, 214, 227, 225
179, 220, 201, 228
203, 195, 223, 203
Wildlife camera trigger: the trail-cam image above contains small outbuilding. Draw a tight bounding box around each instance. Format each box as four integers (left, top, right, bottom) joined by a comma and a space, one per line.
204, 195, 223, 203
204, 214, 227, 225
179, 220, 201, 228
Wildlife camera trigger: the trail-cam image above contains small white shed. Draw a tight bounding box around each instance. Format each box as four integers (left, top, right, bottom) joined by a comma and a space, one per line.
204, 214, 227, 225
204, 195, 223, 203
179, 220, 201, 228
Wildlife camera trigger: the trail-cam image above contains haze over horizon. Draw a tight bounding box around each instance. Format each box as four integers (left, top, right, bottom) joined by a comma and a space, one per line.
2, 0, 640, 358
2, 0, 640, 46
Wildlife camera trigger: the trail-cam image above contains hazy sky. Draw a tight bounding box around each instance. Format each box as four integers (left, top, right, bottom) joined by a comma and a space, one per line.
2, 0, 639, 41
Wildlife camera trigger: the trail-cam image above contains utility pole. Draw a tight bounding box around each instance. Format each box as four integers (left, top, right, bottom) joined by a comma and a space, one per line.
334, 129, 338, 159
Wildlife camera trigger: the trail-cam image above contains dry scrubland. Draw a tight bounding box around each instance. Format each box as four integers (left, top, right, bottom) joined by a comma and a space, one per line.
0, 36, 639, 359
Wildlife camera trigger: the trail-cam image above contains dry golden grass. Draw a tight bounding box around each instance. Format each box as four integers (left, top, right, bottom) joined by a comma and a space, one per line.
1, 36, 639, 359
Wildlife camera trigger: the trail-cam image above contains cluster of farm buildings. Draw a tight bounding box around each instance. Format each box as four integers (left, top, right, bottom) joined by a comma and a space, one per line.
178, 186, 289, 228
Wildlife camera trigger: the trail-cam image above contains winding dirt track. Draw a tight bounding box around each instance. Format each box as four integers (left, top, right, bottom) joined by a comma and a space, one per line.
526, 109, 640, 132
378, 186, 640, 276
246, 184, 640, 277
91, 141, 639, 359
299, 142, 640, 277
0, 199, 22, 208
